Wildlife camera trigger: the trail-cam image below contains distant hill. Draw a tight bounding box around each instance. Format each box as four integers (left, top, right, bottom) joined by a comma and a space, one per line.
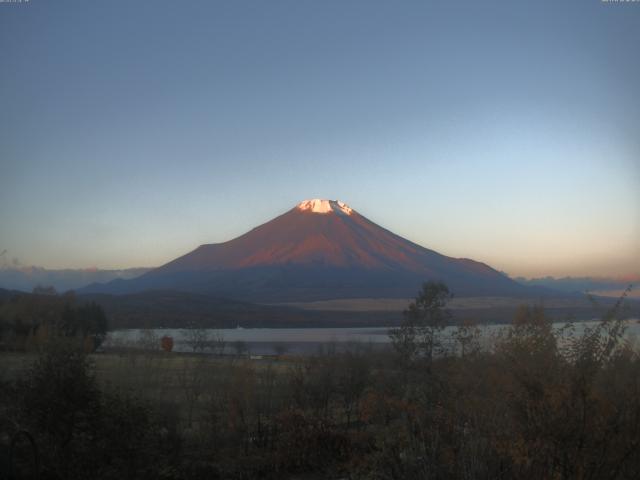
516, 276, 639, 297
81, 199, 549, 301
77, 290, 399, 329
0, 266, 151, 292
0, 288, 21, 301
78, 290, 640, 330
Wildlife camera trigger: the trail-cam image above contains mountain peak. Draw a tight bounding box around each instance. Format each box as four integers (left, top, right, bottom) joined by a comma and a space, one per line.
82, 196, 531, 300
296, 199, 353, 216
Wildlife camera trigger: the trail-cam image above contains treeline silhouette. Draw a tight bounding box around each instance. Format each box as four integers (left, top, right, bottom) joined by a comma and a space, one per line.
1, 283, 639, 479
0, 289, 107, 353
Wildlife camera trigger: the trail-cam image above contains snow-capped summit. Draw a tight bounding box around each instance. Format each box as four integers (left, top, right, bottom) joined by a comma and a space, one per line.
297, 199, 353, 216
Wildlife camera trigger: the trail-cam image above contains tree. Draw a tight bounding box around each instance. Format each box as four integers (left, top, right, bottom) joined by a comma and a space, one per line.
178, 357, 208, 427
59, 301, 108, 351
210, 328, 226, 356
160, 335, 174, 352
274, 343, 289, 357
185, 321, 210, 353
233, 340, 247, 357
76, 302, 108, 349
19, 344, 101, 478
337, 351, 370, 427
453, 318, 482, 357
137, 328, 159, 353
390, 281, 453, 365
496, 303, 557, 363
32, 285, 57, 296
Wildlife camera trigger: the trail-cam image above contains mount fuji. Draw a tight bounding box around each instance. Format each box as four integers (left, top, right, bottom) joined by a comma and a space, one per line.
81, 199, 536, 301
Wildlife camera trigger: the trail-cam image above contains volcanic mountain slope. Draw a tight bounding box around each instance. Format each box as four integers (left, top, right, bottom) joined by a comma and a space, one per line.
82, 199, 537, 301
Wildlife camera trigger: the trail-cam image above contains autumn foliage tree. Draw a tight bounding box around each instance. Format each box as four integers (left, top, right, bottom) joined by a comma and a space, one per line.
390, 281, 453, 365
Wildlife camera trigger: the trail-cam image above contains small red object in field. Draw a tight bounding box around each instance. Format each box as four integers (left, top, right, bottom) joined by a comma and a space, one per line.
161, 335, 174, 352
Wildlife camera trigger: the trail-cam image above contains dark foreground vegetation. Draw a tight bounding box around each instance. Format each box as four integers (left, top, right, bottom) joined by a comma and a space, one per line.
1, 284, 639, 479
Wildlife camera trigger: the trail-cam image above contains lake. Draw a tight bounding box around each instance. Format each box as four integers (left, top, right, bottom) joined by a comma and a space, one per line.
104, 318, 640, 356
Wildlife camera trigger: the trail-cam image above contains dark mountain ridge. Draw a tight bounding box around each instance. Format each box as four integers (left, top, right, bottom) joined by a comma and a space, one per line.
0, 266, 151, 293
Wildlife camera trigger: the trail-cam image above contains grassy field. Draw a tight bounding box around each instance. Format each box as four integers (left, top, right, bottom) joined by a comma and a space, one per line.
1, 350, 298, 430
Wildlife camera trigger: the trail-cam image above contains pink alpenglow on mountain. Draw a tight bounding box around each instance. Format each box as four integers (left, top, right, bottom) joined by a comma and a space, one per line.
82, 199, 532, 301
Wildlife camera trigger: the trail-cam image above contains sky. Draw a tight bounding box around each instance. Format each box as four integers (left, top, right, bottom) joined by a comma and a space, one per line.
1, 0, 639, 278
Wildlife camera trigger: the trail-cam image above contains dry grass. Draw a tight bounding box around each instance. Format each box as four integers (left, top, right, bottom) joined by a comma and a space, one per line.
1, 350, 295, 430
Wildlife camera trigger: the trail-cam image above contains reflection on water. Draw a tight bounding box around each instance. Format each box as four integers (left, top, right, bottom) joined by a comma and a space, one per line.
103, 319, 640, 356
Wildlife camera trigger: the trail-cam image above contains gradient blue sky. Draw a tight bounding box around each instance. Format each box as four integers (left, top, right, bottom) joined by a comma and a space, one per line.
1, 0, 639, 278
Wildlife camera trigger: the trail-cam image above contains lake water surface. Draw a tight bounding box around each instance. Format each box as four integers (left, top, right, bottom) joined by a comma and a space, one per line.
105, 319, 640, 356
